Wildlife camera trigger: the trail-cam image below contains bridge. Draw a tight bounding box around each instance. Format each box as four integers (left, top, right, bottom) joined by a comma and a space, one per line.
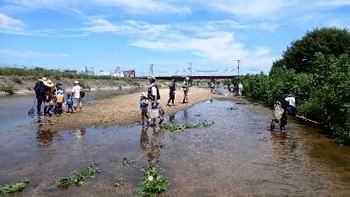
137, 75, 236, 80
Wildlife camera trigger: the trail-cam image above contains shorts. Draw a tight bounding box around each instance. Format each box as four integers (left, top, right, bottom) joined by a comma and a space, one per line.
73, 98, 81, 108
151, 100, 160, 109
141, 109, 148, 115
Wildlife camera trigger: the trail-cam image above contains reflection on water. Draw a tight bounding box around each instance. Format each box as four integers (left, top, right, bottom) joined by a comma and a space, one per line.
1, 99, 350, 196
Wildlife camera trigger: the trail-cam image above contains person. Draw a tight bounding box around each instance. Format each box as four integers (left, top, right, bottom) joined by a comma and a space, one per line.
66, 94, 74, 113
238, 82, 243, 96
182, 77, 190, 103
43, 79, 55, 116
210, 82, 216, 93
166, 79, 176, 106
71, 81, 82, 113
54, 89, 65, 115
140, 92, 150, 125
34, 77, 47, 115
229, 84, 234, 92
147, 77, 164, 126
285, 94, 297, 116
270, 97, 289, 131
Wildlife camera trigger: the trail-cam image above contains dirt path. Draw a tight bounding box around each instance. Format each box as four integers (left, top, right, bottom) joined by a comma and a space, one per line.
47, 87, 222, 131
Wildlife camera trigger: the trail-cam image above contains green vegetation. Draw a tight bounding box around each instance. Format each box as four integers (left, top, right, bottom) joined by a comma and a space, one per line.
163, 119, 215, 133
53, 164, 100, 189
11, 76, 22, 84
0, 67, 137, 82
0, 85, 15, 95
134, 167, 170, 196
0, 179, 29, 195
232, 27, 350, 144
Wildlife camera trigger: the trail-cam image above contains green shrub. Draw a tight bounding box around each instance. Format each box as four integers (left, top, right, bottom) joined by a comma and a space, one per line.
0, 85, 15, 95
12, 76, 22, 84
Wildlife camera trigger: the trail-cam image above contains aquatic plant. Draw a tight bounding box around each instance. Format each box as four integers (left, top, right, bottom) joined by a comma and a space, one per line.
53, 164, 100, 189
163, 121, 214, 133
134, 167, 170, 196
0, 178, 29, 195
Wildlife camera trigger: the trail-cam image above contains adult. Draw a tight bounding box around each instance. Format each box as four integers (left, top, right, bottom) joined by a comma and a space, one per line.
34, 77, 47, 115
71, 81, 82, 113
148, 77, 164, 126
210, 82, 215, 93
238, 82, 243, 96
182, 77, 190, 103
285, 94, 297, 116
43, 79, 55, 116
166, 79, 176, 106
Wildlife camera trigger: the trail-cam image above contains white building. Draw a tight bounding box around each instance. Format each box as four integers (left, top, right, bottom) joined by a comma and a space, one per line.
94, 70, 111, 76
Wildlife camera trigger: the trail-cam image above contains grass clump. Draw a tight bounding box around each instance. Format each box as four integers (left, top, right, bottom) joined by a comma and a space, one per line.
134, 167, 170, 196
163, 120, 214, 133
0, 85, 15, 95
11, 76, 22, 84
0, 178, 30, 195
53, 164, 100, 189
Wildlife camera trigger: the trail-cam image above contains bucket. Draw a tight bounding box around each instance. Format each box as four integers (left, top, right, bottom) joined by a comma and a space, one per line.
150, 109, 159, 118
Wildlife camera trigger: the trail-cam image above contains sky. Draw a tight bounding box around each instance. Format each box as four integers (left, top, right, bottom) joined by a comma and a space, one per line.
1, 0, 350, 76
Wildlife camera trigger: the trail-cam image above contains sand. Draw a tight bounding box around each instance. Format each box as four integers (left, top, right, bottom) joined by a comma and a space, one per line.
47, 87, 222, 131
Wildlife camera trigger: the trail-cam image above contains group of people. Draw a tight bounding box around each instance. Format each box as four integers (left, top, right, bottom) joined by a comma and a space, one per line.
270, 94, 297, 131
139, 76, 190, 126
229, 83, 243, 96
34, 77, 84, 116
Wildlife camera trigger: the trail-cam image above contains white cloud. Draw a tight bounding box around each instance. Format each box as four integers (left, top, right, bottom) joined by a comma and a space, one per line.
93, 0, 190, 14
0, 49, 68, 58
317, 0, 350, 7
205, 0, 297, 19
0, 12, 24, 31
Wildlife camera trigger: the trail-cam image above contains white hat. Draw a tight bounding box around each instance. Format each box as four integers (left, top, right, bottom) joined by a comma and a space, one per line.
74, 81, 79, 84
43, 79, 54, 87
39, 77, 47, 82
185, 77, 189, 81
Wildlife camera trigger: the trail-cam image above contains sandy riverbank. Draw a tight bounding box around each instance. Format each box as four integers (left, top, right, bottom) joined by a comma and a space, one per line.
43, 87, 222, 131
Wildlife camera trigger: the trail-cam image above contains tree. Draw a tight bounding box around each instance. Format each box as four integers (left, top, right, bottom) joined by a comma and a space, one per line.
270, 27, 350, 74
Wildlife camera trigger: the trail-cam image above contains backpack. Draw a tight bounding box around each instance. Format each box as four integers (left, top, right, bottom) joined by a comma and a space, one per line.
80, 90, 85, 98
148, 84, 160, 101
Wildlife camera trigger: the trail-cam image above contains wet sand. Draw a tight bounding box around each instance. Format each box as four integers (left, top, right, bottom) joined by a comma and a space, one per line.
49, 88, 222, 130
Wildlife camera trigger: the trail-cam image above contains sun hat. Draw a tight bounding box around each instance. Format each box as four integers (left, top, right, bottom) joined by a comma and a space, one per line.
141, 92, 147, 97
74, 81, 79, 84
39, 77, 47, 82
44, 79, 54, 87
185, 77, 190, 81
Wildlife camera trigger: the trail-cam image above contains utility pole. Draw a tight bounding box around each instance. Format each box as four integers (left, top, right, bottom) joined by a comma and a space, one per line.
149, 64, 154, 77
236, 60, 241, 76
188, 62, 193, 77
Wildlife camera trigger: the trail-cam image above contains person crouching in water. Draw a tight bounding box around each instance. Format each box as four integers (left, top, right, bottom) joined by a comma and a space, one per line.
140, 93, 150, 126
270, 97, 289, 131
66, 94, 74, 113
148, 77, 164, 126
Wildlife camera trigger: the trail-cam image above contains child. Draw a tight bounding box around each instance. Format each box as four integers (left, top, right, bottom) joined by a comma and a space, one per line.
66, 94, 74, 113
140, 93, 150, 125
55, 89, 65, 115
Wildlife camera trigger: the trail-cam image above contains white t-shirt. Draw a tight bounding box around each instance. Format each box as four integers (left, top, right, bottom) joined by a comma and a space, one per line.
72, 85, 81, 99
238, 83, 243, 89
285, 96, 296, 107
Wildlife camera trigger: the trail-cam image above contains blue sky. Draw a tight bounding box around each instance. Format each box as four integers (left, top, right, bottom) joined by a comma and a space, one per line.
1, 0, 350, 76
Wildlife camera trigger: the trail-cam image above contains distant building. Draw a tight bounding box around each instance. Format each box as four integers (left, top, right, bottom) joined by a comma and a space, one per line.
123, 70, 136, 78
85, 66, 94, 75
94, 70, 111, 76
63, 69, 78, 74
112, 66, 124, 78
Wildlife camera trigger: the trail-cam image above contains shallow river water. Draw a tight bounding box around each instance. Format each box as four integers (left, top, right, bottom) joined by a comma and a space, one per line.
1, 91, 350, 196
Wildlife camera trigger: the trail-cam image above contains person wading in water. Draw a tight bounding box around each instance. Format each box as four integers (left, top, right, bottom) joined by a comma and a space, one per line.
182, 77, 190, 103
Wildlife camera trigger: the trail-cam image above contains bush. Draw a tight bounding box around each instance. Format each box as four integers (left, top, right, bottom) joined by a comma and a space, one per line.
12, 76, 22, 84
1, 85, 15, 95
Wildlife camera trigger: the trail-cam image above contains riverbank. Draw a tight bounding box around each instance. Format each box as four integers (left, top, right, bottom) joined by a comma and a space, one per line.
0, 76, 167, 96
41, 88, 222, 131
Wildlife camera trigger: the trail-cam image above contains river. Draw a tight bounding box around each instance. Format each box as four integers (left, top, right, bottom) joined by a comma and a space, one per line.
0, 89, 350, 196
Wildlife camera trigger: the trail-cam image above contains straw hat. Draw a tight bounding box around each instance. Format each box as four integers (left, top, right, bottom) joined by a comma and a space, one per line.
141, 92, 147, 97
43, 79, 54, 87
39, 77, 47, 82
